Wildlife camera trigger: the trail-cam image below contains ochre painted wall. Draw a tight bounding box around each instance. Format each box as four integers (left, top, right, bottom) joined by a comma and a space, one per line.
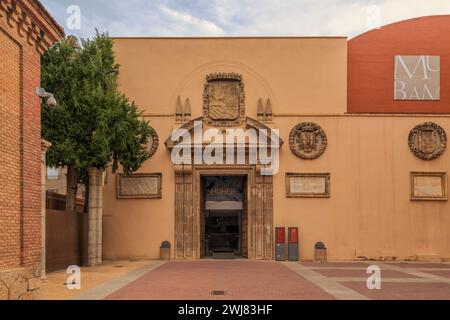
274, 115, 450, 261
112, 37, 348, 116
348, 15, 450, 114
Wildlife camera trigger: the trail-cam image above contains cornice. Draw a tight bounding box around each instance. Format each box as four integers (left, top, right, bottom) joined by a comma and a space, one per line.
0, 0, 64, 54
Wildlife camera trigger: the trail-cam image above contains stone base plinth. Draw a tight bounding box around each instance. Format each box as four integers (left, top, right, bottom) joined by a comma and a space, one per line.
416, 254, 442, 263
0, 267, 41, 300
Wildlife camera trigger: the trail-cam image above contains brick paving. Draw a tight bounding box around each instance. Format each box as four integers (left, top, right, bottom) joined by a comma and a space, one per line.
106, 260, 335, 300
385, 262, 450, 269
418, 270, 450, 278
301, 261, 450, 300
341, 282, 450, 300
311, 268, 420, 279
65, 260, 450, 300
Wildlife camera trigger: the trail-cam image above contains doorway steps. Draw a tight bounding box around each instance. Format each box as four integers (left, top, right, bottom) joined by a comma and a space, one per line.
212, 251, 236, 259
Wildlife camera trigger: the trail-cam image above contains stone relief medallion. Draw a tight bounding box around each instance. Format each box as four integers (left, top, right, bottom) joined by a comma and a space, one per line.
408, 122, 447, 160
203, 73, 245, 127
147, 127, 159, 158
289, 122, 328, 160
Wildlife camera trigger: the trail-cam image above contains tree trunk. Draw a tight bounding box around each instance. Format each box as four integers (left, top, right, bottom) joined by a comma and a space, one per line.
83, 173, 90, 214
66, 165, 78, 212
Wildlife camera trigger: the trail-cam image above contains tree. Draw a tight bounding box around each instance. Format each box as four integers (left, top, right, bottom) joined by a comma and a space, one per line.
41, 33, 151, 212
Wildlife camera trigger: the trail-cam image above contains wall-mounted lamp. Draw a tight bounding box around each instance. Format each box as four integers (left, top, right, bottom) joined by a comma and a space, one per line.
36, 87, 57, 107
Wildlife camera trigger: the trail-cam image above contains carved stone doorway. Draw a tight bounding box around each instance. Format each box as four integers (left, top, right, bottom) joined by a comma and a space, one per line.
174, 165, 273, 260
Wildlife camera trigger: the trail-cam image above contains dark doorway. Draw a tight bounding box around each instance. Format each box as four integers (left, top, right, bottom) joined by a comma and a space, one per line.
200, 176, 247, 259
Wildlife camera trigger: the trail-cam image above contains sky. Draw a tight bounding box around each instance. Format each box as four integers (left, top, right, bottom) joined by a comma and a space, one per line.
40, 0, 450, 39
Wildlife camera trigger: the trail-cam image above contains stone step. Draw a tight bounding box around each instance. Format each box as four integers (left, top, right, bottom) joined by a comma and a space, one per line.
212, 252, 236, 259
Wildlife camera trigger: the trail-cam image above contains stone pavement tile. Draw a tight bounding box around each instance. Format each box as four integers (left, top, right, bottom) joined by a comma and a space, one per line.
283, 262, 369, 300
377, 262, 450, 284
106, 261, 335, 300
70, 261, 165, 300
340, 282, 450, 300
385, 263, 450, 269
39, 260, 151, 300
417, 270, 450, 279
312, 269, 420, 279
299, 262, 371, 268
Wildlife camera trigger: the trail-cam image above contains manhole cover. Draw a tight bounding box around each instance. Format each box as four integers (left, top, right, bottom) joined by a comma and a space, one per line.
114, 265, 125, 268
211, 290, 226, 296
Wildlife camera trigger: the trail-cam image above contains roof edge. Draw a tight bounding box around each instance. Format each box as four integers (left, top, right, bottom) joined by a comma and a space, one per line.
350, 14, 450, 42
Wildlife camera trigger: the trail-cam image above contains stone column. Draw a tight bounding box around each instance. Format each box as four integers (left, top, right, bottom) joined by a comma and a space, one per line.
87, 168, 104, 266
40, 140, 52, 279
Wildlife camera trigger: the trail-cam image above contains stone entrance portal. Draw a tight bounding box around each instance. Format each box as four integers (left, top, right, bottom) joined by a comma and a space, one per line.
166, 73, 282, 260
174, 166, 273, 260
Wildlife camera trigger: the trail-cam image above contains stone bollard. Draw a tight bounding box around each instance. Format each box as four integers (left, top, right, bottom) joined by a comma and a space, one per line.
160, 241, 171, 260
314, 242, 327, 262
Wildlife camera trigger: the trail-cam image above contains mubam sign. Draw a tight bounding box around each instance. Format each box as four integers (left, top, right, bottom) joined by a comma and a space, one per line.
394, 55, 440, 101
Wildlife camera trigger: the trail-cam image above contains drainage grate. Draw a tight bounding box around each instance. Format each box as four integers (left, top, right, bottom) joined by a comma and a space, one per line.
211, 290, 226, 296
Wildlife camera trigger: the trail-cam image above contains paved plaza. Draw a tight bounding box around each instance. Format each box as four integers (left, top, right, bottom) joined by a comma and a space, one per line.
48, 260, 450, 300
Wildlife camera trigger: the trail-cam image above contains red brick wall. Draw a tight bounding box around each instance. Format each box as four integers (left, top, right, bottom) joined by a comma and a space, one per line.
348, 15, 450, 113
0, 28, 21, 269
21, 31, 42, 267
0, 20, 42, 270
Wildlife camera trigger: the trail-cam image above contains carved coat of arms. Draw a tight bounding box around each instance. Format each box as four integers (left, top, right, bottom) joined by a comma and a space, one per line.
203, 73, 245, 127
289, 123, 328, 160
408, 122, 447, 160
146, 127, 159, 159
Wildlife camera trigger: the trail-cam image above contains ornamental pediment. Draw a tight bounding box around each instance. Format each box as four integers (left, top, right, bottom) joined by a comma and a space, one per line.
164, 117, 283, 151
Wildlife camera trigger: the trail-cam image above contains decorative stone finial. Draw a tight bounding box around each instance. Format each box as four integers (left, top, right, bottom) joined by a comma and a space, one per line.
175, 96, 183, 123
265, 99, 273, 123
257, 99, 265, 122
184, 98, 191, 122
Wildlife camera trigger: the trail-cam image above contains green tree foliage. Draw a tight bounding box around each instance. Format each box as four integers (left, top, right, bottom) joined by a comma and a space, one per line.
41, 33, 151, 211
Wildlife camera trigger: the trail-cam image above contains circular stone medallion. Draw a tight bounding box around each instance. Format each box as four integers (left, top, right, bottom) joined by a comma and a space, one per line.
147, 128, 159, 158
289, 122, 328, 160
408, 122, 447, 160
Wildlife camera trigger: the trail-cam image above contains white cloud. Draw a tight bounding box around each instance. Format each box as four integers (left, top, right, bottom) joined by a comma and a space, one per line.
40, 0, 450, 38
159, 5, 225, 36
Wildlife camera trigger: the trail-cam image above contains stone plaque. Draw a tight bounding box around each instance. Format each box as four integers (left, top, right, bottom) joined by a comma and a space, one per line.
411, 172, 447, 201
203, 73, 245, 127
117, 173, 162, 199
408, 122, 447, 160
289, 123, 328, 160
286, 173, 330, 198
394, 55, 440, 100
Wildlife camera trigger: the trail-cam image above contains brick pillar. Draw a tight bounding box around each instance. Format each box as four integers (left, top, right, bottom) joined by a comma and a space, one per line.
87, 168, 104, 266
40, 140, 51, 279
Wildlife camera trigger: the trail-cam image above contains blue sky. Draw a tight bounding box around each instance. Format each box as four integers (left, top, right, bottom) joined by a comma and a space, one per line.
41, 0, 450, 38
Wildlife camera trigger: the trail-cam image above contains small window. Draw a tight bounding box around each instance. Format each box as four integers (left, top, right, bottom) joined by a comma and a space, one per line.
47, 167, 59, 179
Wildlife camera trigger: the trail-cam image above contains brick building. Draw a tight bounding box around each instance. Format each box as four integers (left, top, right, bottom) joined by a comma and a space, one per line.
0, 0, 63, 299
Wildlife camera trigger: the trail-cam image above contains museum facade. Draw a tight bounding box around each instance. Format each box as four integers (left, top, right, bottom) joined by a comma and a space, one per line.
102, 16, 450, 262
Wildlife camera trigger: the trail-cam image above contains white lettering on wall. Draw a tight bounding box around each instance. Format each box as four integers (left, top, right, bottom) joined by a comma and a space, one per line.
394, 55, 440, 101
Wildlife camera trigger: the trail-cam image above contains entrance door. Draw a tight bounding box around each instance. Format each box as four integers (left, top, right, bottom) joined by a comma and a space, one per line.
201, 176, 247, 258
174, 166, 273, 260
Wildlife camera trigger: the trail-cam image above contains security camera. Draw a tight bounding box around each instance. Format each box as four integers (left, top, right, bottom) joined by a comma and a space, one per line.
36, 87, 57, 108
47, 96, 57, 107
